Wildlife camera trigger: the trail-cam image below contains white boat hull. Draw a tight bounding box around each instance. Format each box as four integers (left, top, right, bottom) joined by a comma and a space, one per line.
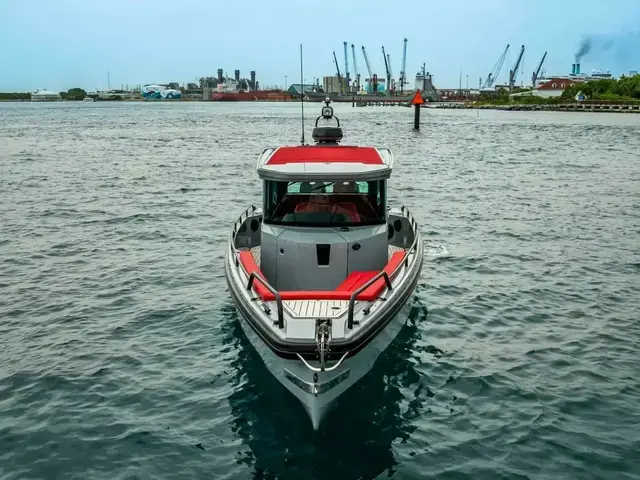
234, 291, 414, 429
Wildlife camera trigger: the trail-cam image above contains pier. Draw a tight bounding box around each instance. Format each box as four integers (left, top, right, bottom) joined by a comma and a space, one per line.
431, 102, 640, 113
353, 97, 410, 107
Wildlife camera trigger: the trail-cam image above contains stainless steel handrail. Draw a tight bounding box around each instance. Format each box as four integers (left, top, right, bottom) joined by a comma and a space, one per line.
376, 147, 395, 169
230, 205, 285, 330
247, 272, 284, 328
256, 147, 276, 169
346, 204, 420, 329
347, 271, 393, 329
232, 204, 257, 238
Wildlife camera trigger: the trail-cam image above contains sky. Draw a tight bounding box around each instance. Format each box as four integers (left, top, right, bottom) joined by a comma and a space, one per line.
1, 0, 640, 92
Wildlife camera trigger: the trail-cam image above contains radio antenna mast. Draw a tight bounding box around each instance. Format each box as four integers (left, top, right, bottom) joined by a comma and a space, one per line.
300, 43, 306, 146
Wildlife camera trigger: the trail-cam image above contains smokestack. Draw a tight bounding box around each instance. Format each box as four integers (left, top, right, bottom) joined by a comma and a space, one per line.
234, 70, 240, 82
576, 63, 581, 75
217, 69, 223, 82
571, 64, 576, 75
250, 71, 256, 91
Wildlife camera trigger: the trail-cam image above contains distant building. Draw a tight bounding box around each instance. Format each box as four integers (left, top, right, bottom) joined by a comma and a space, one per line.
96, 89, 135, 100
364, 77, 385, 93
141, 84, 182, 100
510, 77, 584, 99
322, 76, 345, 94
287, 84, 320, 96
437, 88, 479, 101
31, 89, 61, 101
187, 83, 198, 90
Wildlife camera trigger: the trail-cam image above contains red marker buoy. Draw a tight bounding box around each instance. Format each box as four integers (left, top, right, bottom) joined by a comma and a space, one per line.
411, 90, 425, 130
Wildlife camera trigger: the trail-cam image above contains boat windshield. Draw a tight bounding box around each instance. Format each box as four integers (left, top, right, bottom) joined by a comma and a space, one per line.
263, 180, 386, 227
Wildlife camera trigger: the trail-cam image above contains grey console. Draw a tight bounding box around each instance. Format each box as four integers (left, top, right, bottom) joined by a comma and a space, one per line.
261, 223, 388, 291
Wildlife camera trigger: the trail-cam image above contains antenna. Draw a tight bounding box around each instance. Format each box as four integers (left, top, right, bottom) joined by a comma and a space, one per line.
300, 43, 306, 146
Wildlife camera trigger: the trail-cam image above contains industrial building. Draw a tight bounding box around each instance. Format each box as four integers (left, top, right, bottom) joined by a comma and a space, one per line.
510, 59, 621, 100
30, 89, 61, 101
141, 84, 182, 100
287, 84, 322, 96
322, 76, 343, 94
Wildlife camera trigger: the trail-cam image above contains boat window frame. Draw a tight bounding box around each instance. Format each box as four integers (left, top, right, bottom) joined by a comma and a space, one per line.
262, 178, 387, 228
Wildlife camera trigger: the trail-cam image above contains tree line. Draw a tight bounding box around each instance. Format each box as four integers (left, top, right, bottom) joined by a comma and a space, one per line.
0, 88, 88, 101
0, 92, 31, 100
561, 74, 640, 101
476, 74, 640, 105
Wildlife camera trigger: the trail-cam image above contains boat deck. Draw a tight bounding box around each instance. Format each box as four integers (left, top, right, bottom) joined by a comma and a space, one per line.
243, 244, 406, 320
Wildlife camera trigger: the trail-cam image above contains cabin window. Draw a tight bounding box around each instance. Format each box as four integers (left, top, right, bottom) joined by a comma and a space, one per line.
263, 179, 387, 227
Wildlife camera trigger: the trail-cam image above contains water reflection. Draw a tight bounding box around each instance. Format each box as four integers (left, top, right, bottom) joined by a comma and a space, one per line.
223, 297, 428, 480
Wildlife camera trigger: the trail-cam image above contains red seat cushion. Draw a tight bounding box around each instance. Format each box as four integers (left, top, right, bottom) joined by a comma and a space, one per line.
294, 202, 330, 214
238, 251, 271, 299
238, 250, 407, 303
331, 202, 361, 222
335, 271, 378, 292
358, 251, 407, 301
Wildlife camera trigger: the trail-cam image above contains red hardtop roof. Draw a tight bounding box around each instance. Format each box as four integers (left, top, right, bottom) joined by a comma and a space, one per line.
265, 146, 383, 165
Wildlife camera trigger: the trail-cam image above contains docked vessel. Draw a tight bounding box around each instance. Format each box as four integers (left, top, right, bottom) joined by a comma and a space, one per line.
224, 100, 423, 430
210, 90, 291, 101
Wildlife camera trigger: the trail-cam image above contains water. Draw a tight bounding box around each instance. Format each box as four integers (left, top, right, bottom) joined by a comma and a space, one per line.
1, 101, 639, 480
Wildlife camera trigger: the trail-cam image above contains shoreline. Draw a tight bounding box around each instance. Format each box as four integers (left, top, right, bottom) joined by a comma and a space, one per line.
429, 102, 640, 113
4, 98, 640, 113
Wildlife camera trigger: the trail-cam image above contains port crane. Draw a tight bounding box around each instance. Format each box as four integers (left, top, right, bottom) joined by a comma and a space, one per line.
382, 46, 391, 95
399, 38, 408, 94
531, 51, 547, 87
482, 44, 510, 89
343, 41, 350, 92
351, 44, 360, 91
333, 50, 343, 95
361, 46, 377, 93
387, 53, 394, 93
508, 45, 525, 93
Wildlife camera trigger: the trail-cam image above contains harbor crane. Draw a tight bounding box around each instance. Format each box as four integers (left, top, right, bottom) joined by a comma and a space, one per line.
382, 46, 391, 95
387, 53, 393, 93
508, 45, 525, 93
361, 46, 377, 93
400, 38, 408, 94
532, 51, 547, 87
333, 50, 343, 95
351, 44, 360, 91
482, 44, 510, 89
343, 41, 350, 91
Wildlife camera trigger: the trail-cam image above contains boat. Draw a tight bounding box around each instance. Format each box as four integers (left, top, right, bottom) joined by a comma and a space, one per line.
210, 90, 292, 101
82, 96, 95, 102
224, 99, 423, 430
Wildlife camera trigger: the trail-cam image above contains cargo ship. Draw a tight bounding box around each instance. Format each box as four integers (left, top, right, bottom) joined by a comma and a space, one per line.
210, 90, 292, 101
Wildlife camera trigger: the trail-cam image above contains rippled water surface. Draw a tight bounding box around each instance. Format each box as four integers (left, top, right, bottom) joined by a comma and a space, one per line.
1, 102, 639, 479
